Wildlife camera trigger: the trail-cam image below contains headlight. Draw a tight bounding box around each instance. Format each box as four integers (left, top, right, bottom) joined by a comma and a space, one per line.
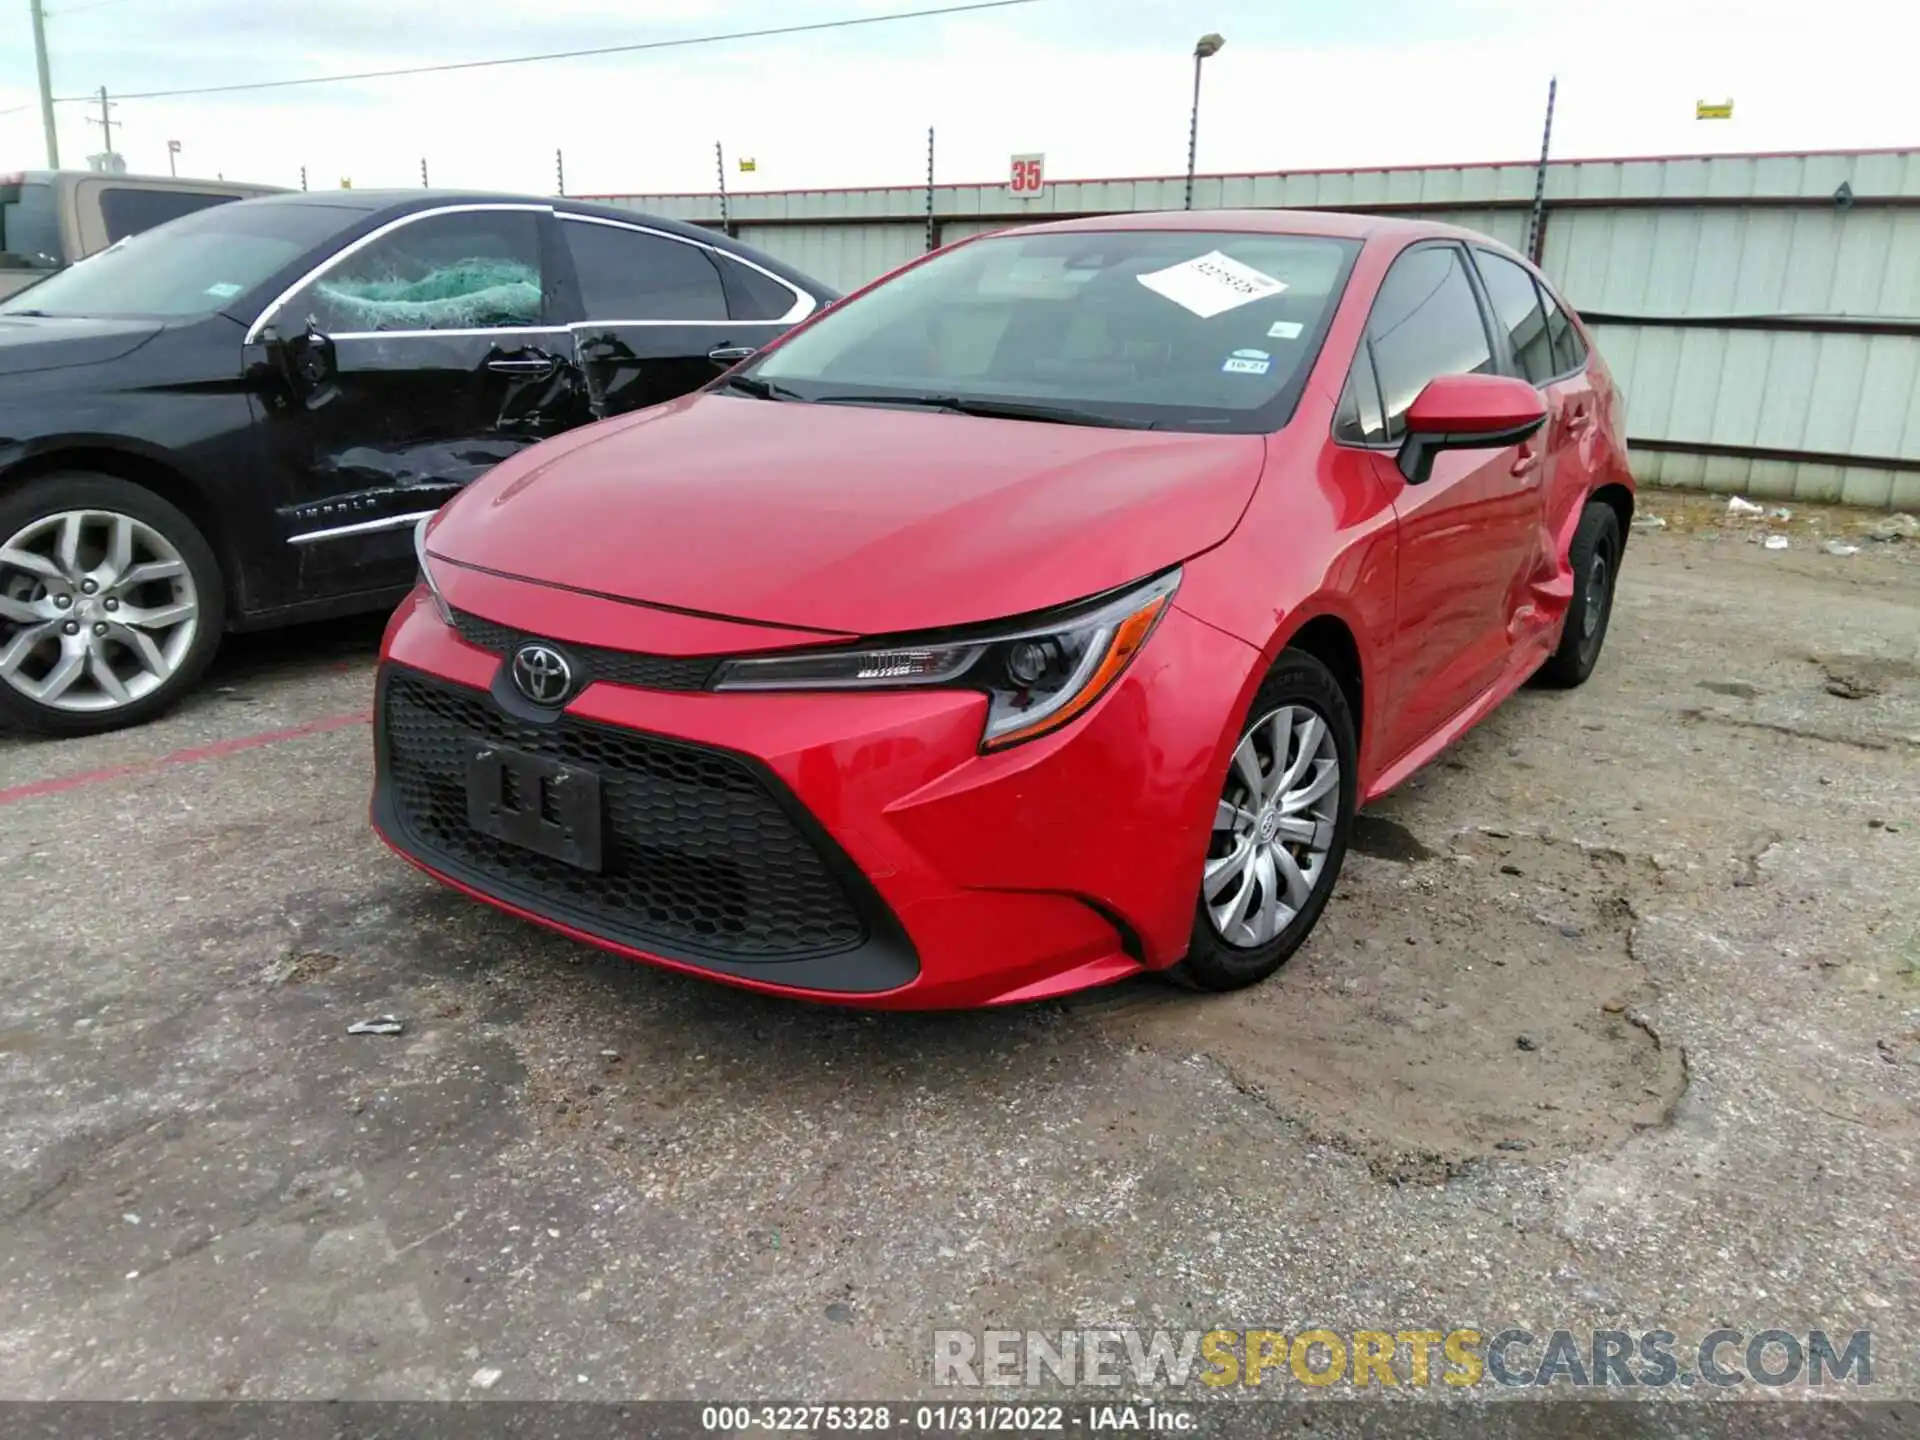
712, 570, 1180, 750
414, 514, 453, 625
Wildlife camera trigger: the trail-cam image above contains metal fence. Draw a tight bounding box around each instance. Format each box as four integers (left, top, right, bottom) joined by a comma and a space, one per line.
597, 147, 1920, 510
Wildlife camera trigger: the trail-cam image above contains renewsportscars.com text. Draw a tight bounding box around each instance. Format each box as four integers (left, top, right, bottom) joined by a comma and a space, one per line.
933, 1327, 1873, 1389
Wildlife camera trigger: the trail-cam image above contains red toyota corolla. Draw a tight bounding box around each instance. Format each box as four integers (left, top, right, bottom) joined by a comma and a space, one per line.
373, 210, 1633, 1009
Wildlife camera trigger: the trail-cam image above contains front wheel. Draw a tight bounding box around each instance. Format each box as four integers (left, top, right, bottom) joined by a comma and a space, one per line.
0, 474, 225, 736
1169, 649, 1358, 993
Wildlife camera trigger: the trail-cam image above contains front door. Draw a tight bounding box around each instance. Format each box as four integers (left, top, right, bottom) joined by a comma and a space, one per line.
553, 214, 805, 420
1367, 243, 1544, 762
246, 204, 576, 601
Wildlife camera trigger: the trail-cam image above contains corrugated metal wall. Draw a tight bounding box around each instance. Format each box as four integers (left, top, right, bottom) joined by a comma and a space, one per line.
601, 149, 1920, 507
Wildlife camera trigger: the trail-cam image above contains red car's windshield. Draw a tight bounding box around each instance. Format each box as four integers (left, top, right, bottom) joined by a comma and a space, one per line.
750, 229, 1360, 434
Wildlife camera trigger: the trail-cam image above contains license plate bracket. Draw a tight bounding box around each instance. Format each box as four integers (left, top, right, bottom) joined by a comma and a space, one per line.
466, 745, 604, 872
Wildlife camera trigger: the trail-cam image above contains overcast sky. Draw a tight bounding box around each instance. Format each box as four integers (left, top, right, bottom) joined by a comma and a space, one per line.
2, 0, 1914, 196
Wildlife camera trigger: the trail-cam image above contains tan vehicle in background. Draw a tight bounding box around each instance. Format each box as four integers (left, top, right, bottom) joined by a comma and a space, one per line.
1, 169, 282, 300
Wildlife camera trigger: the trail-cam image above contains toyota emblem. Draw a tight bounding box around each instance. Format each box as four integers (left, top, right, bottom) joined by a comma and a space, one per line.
510, 642, 574, 705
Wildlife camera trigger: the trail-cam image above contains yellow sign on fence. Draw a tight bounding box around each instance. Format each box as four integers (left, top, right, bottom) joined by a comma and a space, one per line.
738, 157, 758, 172
1696, 100, 1734, 120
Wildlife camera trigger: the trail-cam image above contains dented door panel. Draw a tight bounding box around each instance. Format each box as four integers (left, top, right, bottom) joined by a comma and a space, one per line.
251, 325, 580, 595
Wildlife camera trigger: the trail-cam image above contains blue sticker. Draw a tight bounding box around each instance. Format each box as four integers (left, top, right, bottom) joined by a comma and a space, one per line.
1222, 347, 1271, 376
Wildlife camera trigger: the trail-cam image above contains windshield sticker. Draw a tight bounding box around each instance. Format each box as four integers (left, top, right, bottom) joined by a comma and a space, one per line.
1266, 319, 1305, 340
1137, 250, 1288, 318
1222, 348, 1272, 376
204, 281, 244, 299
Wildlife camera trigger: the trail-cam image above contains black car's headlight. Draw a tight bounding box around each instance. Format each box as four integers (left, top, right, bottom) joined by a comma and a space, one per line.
711, 570, 1180, 750
414, 515, 453, 625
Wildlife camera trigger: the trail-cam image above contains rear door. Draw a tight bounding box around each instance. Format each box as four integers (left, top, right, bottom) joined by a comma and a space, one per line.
247, 203, 576, 600
1357, 243, 1545, 762
1470, 247, 1602, 624
553, 214, 811, 419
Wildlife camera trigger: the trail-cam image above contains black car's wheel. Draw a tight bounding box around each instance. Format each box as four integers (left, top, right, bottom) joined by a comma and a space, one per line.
1169, 650, 1358, 993
0, 474, 225, 736
1534, 500, 1622, 690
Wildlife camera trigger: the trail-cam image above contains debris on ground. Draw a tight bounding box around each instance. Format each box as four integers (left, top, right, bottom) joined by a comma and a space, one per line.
1769, 506, 1794, 520
1727, 495, 1766, 516
1824, 671, 1881, 700
1516, 1035, 1540, 1052
346, 1016, 406, 1036
1763, 534, 1791, 550
1860, 512, 1919, 541
470, 1366, 503, 1391
1632, 513, 1668, 531
1825, 540, 1863, 556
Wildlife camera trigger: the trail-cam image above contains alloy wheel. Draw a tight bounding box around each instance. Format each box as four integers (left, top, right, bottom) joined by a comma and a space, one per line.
1204, 703, 1342, 948
0, 509, 200, 713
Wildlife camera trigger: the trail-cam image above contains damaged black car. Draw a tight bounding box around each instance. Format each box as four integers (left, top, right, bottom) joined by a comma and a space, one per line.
0, 190, 835, 734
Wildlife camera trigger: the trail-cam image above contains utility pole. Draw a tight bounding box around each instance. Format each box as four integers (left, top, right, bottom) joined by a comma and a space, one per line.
86, 86, 118, 171
166, 139, 180, 177
420, 157, 429, 188
715, 141, 730, 234
1525, 76, 1559, 264
299, 165, 308, 191
555, 148, 565, 196
29, 0, 59, 167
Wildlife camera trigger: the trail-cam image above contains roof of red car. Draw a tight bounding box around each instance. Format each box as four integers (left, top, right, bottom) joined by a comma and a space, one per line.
1020, 208, 1483, 244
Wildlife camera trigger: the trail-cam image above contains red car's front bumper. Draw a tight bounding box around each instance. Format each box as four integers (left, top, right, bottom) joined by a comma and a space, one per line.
372, 576, 1261, 1009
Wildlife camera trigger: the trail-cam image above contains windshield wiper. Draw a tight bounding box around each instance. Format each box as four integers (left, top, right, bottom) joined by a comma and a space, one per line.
810, 394, 1155, 429
717, 373, 806, 402
2, 308, 50, 317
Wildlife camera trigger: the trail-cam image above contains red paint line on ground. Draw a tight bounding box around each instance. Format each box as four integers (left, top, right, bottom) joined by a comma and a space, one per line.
0, 711, 371, 807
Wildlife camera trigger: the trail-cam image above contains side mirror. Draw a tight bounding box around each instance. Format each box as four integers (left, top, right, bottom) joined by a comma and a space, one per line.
1396, 373, 1547, 485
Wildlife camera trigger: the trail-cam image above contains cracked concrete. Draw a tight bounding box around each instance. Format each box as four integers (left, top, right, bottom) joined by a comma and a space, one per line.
0, 495, 1915, 1415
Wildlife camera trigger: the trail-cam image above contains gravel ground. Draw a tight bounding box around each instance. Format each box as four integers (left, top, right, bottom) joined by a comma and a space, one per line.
0, 494, 1915, 1423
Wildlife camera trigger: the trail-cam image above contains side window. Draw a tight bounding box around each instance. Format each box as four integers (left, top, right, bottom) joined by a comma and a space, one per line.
562, 220, 728, 321
1472, 249, 1555, 385
717, 254, 802, 321
1537, 281, 1587, 375
1333, 352, 1387, 446
1367, 245, 1495, 442
286, 210, 544, 334
99, 188, 240, 244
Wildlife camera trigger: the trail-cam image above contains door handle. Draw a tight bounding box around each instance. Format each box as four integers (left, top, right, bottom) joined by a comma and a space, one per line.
487, 354, 560, 378
1566, 407, 1595, 435
707, 344, 758, 364
1512, 444, 1541, 478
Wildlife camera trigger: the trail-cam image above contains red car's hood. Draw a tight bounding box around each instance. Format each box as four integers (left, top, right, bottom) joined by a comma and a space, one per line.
433, 393, 1267, 636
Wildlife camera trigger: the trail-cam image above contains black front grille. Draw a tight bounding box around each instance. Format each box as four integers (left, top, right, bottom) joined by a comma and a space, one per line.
451, 608, 718, 693
378, 668, 868, 961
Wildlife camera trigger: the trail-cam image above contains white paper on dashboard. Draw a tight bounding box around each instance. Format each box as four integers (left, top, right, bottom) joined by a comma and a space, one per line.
1135, 250, 1289, 319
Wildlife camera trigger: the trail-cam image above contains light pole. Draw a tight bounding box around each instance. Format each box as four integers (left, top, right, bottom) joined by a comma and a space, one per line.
167, 139, 181, 177
1184, 32, 1225, 211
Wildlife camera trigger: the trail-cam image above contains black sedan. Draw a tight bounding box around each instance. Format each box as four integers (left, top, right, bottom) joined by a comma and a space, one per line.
0, 190, 836, 734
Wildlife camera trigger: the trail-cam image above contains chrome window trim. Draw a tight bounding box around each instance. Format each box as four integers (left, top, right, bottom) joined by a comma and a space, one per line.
558, 212, 816, 326
244, 202, 555, 345
287, 509, 440, 546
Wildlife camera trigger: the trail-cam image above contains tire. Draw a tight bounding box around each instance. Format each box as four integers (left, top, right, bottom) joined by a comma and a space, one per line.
0, 473, 225, 737
1534, 499, 1622, 690
1168, 649, 1359, 993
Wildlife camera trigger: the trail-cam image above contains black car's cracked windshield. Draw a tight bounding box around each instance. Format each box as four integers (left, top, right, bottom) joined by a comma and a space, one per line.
0, 202, 347, 320
742, 229, 1358, 434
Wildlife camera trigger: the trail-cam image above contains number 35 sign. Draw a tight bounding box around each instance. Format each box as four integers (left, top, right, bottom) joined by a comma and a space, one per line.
1009, 153, 1045, 197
